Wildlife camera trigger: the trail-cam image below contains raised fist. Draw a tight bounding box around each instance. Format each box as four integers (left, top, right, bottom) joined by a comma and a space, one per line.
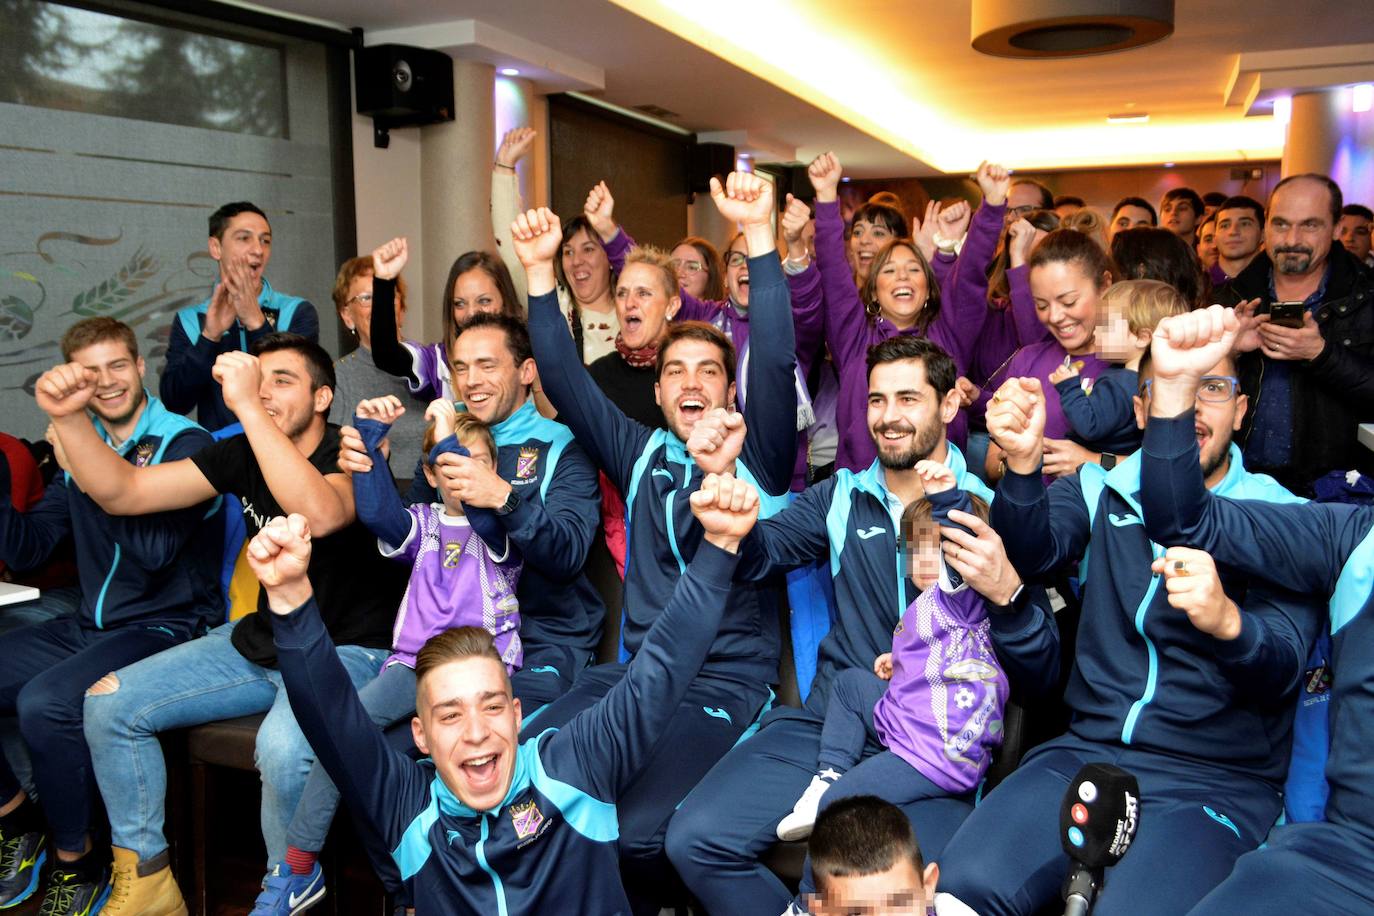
34, 362, 98, 418
510, 207, 564, 269
807, 152, 843, 203
372, 238, 408, 281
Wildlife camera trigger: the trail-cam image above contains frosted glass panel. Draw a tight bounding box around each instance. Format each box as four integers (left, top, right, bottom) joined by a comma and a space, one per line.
0, 1, 344, 439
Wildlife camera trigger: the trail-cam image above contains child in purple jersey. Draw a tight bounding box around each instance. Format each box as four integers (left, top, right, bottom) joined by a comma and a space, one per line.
275, 396, 521, 898
777, 462, 1008, 842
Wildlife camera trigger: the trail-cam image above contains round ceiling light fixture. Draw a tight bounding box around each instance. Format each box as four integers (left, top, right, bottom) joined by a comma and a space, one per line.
972, 0, 1174, 58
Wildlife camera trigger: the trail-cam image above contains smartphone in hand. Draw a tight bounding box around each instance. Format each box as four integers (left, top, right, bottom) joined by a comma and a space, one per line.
1268, 301, 1306, 329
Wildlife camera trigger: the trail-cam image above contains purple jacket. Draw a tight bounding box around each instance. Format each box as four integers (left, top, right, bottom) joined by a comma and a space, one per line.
872, 492, 1008, 793
970, 265, 1051, 416
818, 199, 1001, 471
988, 339, 1112, 443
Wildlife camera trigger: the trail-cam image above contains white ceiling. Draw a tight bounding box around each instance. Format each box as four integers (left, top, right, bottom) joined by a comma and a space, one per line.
250, 0, 1374, 176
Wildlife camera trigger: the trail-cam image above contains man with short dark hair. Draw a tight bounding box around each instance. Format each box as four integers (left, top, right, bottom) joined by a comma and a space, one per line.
46, 333, 406, 915
1109, 197, 1157, 240
515, 172, 800, 911
1212, 195, 1265, 285
1053, 195, 1085, 219
162, 202, 319, 431
1338, 203, 1373, 269
1006, 179, 1053, 223
1160, 187, 1205, 241
802, 796, 976, 916
1202, 190, 1228, 220
0, 318, 220, 914
1216, 173, 1374, 492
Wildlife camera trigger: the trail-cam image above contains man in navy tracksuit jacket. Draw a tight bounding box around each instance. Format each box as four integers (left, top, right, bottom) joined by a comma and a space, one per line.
938, 350, 1321, 916
669, 336, 1059, 916
162, 202, 318, 431
255, 471, 760, 916
513, 179, 797, 903
0, 318, 221, 909
1136, 305, 1374, 914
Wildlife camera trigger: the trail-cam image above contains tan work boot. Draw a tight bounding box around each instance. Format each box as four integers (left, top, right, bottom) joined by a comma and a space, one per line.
103, 846, 188, 916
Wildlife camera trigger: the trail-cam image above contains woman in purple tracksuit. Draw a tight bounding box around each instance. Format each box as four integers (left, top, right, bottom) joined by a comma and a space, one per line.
808, 154, 1010, 469
775, 463, 1009, 887
981, 229, 1116, 482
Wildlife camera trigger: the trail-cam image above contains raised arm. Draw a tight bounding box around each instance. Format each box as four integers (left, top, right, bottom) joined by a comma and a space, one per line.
549, 473, 756, 798
733, 475, 835, 582
41, 364, 218, 515
583, 180, 637, 275
809, 153, 870, 376
364, 238, 432, 395
512, 206, 650, 488
0, 448, 72, 572
255, 516, 428, 851
710, 171, 797, 494
933, 164, 1008, 366
350, 401, 413, 549
492, 127, 537, 305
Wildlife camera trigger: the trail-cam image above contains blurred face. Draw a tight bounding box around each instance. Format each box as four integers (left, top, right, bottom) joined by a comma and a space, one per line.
654, 338, 736, 441
725, 239, 751, 307
450, 326, 536, 424
1338, 213, 1372, 261
412, 657, 521, 813
452, 269, 505, 326
425, 438, 495, 512
257, 349, 329, 440
811, 859, 940, 916
867, 359, 955, 470
209, 212, 271, 286
340, 272, 405, 352
850, 218, 896, 283
670, 243, 710, 300
1214, 207, 1262, 262
1196, 221, 1218, 268
615, 262, 678, 350
906, 524, 942, 590
71, 339, 146, 430
561, 228, 611, 305
1267, 179, 1338, 277
1160, 196, 1200, 238
873, 245, 929, 329
1031, 260, 1105, 355
1134, 356, 1248, 485
1095, 305, 1137, 362
1109, 205, 1154, 240
1006, 183, 1046, 224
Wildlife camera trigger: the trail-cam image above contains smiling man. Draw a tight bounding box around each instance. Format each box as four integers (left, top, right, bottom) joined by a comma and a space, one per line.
252, 471, 758, 914
44, 333, 406, 915
1211, 195, 1265, 285
937, 348, 1320, 916
514, 171, 799, 911
162, 202, 319, 431
0, 319, 220, 915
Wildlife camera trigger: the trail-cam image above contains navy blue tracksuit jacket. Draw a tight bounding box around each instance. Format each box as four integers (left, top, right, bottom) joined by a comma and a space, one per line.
528, 252, 798, 683
273, 542, 740, 915
1141, 412, 1374, 835
0, 395, 221, 634
994, 445, 1320, 784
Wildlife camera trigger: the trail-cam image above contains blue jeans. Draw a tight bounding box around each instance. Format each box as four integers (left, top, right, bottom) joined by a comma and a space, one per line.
82, 620, 384, 870
285, 662, 417, 853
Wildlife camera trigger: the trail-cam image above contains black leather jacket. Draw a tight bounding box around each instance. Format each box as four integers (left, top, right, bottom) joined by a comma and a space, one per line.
1218, 245, 1374, 493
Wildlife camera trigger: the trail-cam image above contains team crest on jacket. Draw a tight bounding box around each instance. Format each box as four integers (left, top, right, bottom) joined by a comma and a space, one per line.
510, 800, 544, 840
516, 447, 539, 480
132, 442, 156, 467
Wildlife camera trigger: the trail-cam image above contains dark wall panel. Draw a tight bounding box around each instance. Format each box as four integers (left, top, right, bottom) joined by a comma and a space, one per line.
549, 95, 690, 251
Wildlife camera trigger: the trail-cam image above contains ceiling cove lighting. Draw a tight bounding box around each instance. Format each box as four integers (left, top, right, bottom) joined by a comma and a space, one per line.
1107, 112, 1150, 123
612, 0, 1283, 171
499, 67, 521, 77
1273, 97, 1292, 125
971, 0, 1175, 59
1355, 84, 1373, 114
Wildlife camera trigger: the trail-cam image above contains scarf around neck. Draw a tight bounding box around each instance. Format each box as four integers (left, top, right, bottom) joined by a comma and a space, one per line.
615, 333, 660, 368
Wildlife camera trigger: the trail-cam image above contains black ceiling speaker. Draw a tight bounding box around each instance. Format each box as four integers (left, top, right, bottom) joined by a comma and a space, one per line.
971, 0, 1174, 58
355, 44, 454, 147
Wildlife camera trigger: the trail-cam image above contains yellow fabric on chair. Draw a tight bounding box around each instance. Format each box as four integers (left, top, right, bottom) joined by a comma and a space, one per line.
226, 540, 260, 621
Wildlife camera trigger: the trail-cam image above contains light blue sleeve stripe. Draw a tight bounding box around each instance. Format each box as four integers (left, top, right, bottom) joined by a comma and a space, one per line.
390, 790, 440, 881
529, 734, 619, 842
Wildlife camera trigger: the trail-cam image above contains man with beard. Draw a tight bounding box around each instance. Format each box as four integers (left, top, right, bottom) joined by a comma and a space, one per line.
668, 336, 1057, 916
1217, 174, 1374, 493
937, 347, 1320, 916
162, 202, 319, 432
512, 172, 799, 913
43, 333, 406, 915
0, 319, 220, 914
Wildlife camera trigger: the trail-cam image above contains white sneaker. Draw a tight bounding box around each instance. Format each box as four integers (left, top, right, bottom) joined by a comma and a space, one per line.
776, 769, 840, 841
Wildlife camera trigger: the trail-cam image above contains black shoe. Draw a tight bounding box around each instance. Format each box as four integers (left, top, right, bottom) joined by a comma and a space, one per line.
37, 864, 113, 916
0, 829, 47, 908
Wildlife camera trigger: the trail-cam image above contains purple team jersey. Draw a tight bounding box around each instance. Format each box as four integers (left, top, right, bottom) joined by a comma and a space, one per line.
873, 581, 1010, 794
380, 503, 522, 671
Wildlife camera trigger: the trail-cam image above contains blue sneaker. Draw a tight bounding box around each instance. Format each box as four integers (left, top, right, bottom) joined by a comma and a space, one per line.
249, 863, 324, 915
0, 829, 47, 908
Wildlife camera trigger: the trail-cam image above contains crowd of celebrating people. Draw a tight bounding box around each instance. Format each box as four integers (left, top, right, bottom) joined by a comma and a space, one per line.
2, 124, 1373, 916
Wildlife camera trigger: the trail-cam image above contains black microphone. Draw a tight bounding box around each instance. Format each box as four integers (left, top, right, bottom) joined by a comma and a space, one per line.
1059, 763, 1140, 916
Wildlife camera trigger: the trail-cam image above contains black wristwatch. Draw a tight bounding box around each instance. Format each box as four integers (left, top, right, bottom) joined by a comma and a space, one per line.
495, 489, 521, 516
990, 583, 1027, 615
1099, 453, 1118, 470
